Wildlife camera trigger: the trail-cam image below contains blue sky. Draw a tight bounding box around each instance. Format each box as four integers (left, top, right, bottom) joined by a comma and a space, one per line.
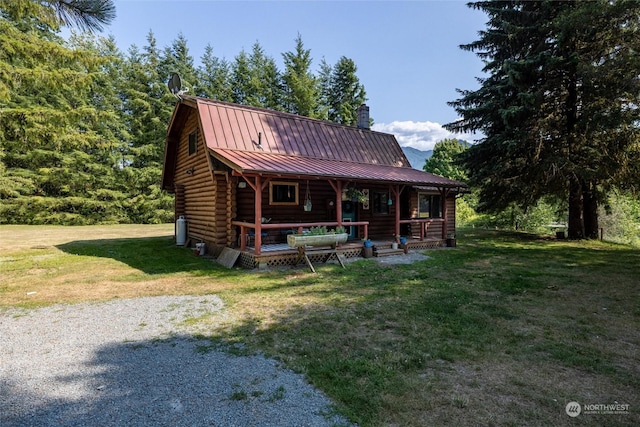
105, 0, 488, 150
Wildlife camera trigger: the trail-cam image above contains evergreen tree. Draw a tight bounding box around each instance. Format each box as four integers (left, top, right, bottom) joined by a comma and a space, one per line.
232, 42, 284, 110
446, 0, 640, 239
282, 34, 319, 117
48, 0, 115, 33
67, 32, 131, 220
0, 0, 124, 224
316, 57, 332, 121
231, 49, 251, 105
323, 56, 367, 126
196, 44, 232, 101
120, 31, 175, 223
248, 42, 284, 111
160, 32, 198, 93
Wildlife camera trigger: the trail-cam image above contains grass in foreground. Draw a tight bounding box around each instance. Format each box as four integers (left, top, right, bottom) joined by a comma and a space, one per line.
1, 225, 638, 426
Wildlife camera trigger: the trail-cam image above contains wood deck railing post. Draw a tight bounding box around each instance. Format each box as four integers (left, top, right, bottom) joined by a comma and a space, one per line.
254, 175, 262, 255
328, 180, 343, 226
394, 185, 401, 239
441, 188, 449, 240
336, 180, 343, 226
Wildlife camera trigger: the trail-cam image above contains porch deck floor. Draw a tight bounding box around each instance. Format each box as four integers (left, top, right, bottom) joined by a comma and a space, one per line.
247, 243, 291, 252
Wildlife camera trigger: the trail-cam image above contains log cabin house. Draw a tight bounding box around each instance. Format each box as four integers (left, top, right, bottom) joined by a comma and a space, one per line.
161, 96, 466, 268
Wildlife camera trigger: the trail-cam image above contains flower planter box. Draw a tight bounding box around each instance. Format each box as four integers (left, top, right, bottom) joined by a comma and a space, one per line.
287, 233, 348, 248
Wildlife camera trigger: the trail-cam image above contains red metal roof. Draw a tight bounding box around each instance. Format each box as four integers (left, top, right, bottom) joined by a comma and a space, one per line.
211, 148, 465, 187
194, 96, 410, 167
164, 96, 466, 189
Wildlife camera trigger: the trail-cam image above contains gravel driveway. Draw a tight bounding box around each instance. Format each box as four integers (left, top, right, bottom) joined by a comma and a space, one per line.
0, 296, 353, 427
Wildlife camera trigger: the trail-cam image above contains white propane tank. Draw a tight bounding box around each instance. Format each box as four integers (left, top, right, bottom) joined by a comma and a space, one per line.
176, 216, 187, 246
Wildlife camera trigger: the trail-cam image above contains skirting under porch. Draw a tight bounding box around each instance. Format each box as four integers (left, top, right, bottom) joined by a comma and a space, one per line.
235, 238, 447, 270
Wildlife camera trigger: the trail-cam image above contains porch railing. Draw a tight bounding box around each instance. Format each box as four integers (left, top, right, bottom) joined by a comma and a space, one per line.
232, 221, 370, 254
399, 218, 446, 240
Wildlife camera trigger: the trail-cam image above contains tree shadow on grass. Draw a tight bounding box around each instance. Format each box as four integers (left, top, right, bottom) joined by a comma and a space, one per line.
56, 236, 237, 276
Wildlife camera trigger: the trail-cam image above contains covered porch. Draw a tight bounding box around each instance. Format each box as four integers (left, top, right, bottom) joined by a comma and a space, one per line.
231, 215, 450, 269
212, 148, 464, 269
231, 178, 453, 251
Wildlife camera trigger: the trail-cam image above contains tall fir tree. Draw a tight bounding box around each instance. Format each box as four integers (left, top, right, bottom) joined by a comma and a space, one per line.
196, 44, 232, 101
231, 49, 251, 105
231, 42, 284, 110
160, 32, 198, 93
0, 0, 124, 224
67, 32, 131, 221
121, 31, 175, 223
323, 56, 367, 126
247, 42, 284, 111
282, 34, 319, 117
447, 0, 640, 239
316, 58, 333, 121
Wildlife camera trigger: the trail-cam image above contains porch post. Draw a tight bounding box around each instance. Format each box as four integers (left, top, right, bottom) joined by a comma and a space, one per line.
336, 181, 343, 225
393, 185, 401, 240
440, 187, 449, 240
254, 175, 262, 255
328, 180, 343, 225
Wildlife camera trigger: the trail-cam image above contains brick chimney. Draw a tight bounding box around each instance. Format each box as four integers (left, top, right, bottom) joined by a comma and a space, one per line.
356, 104, 370, 129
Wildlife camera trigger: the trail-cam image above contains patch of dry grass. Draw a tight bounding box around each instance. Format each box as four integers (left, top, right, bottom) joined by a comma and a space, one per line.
0, 224, 240, 306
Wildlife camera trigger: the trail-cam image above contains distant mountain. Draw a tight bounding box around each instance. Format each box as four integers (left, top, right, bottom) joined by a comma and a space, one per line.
402, 146, 433, 170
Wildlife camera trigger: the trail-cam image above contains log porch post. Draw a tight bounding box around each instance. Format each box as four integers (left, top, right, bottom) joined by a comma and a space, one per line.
394, 185, 401, 240
254, 175, 262, 255
242, 175, 270, 255
328, 180, 343, 226
390, 184, 401, 240
440, 187, 449, 240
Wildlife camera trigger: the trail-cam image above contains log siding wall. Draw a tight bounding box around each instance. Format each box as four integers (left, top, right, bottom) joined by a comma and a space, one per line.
173, 110, 221, 253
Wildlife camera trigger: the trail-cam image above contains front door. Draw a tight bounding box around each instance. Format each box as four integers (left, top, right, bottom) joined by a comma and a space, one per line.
342, 200, 357, 238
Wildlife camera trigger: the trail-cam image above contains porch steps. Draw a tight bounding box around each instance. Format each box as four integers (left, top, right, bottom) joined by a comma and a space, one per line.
374, 248, 406, 257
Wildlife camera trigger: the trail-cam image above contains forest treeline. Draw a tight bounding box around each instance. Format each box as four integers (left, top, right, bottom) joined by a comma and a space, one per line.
0, 1, 367, 224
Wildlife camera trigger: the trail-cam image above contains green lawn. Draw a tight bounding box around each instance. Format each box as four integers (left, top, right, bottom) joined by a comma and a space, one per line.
1, 225, 638, 426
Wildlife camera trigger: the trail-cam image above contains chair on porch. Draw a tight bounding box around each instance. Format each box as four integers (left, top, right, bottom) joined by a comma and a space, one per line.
238, 230, 269, 247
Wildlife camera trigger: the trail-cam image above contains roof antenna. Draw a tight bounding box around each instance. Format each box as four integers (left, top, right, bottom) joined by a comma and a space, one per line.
167, 73, 189, 99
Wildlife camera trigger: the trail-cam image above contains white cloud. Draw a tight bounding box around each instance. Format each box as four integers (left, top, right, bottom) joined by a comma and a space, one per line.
372, 120, 474, 151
